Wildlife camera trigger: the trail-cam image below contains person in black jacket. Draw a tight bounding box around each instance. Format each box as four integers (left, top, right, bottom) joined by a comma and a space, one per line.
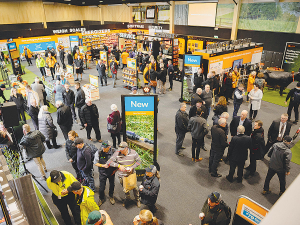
158, 63, 167, 94
193, 68, 205, 92
189, 100, 208, 120
226, 125, 252, 183
285, 82, 300, 123
139, 165, 160, 213
191, 88, 202, 106
230, 110, 252, 137
167, 60, 174, 91
149, 68, 157, 94
74, 55, 83, 81
9, 88, 26, 122
209, 118, 228, 177
224, 72, 233, 102
56, 101, 73, 141
96, 60, 107, 86
80, 99, 102, 142
175, 103, 189, 156
28, 98, 39, 130
62, 83, 77, 121
65, 130, 82, 182
212, 96, 227, 122
75, 82, 85, 129
0, 84, 7, 103
245, 120, 265, 178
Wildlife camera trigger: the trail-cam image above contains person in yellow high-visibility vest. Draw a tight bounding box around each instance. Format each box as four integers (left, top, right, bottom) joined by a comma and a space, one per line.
22, 47, 33, 66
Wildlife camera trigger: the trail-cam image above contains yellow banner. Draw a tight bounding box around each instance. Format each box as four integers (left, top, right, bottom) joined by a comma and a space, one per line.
125, 111, 154, 115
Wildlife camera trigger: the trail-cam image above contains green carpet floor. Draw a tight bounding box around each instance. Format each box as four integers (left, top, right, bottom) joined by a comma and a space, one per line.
261, 87, 290, 107
291, 140, 300, 165
0, 64, 57, 120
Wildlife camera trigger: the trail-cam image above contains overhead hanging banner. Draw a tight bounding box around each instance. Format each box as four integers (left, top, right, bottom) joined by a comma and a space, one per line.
19, 41, 56, 53
282, 42, 300, 72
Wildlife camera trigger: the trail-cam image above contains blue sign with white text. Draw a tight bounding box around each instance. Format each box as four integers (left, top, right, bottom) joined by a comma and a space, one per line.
184, 55, 202, 66
70, 36, 79, 42
125, 96, 154, 112
7, 42, 17, 51
19, 41, 56, 53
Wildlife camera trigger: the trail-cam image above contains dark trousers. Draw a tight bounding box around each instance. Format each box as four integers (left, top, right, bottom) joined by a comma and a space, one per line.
233, 103, 241, 117
25, 56, 32, 65
175, 132, 186, 154
248, 153, 257, 174
71, 161, 82, 180
111, 132, 121, 148
250, 106, 258, 119
52, 192, 81, 225
99, 172, 115, 200
209, 150, 223, 174
192, 137, 203, 159
60, 55, 65, 69
225, 88, 232, 102
169, 74, 173, 89
80, 170, 95, 191
32, 118, 39, 130
263, 168, 286, 193
228, 160, 245, 181
46, 138, 58, 148
287, 102, 299, 121
67, 104, 77, 120
86, 123, 101, 140
50, 67, 55, 79
100, 74, 107, 86
60, 125, 72, 141
39, 67, 46, 77
77, 107, 84, 126
17, 108, 26, 123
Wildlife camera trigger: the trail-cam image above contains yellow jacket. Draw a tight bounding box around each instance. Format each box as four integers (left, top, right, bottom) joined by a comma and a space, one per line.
247, 75, 256, 92
22, 48, 32, 58
46, 171, 77, 197
143, 66, 149, 84
46, 56, 57, 68
74, 53, 84, 60
149, 62, 157, 71
77, 186, 99, 225
232, 71, 240, 88
121, 52, 129, 64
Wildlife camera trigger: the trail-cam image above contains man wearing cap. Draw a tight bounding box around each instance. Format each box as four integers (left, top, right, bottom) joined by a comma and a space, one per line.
94, 141, 117, 206
46, 170, 80, 225
67, 181, 99, 225
0, 84, 7, 102
106, 141, 142, 207
263, 135, 292, 196
75, 138, 95, 191
199, 192, 229, 225
86, 210, 113, 225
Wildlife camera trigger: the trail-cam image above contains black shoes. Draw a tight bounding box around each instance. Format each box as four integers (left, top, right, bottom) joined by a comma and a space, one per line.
226, 176, 233, 183
176, 152, 184, 157
53, 145, 61, 149
211, 173, 222, 178
202, 146, 208, 151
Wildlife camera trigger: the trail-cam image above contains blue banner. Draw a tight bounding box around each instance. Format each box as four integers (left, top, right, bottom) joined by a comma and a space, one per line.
7, 42, 17, 51
70, 36, 79, 42
19, 41, 56, 53
184, 55, 202, 66
125, 96, 154, 112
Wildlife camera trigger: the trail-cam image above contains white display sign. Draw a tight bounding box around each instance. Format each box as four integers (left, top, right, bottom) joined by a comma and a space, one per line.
209, 61, 223, 74
251, 52, 262, 64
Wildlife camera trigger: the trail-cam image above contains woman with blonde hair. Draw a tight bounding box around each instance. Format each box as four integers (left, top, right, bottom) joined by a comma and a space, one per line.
212, 96, 228, 121
9, 87, 26, 122
247, 71, 256, 102
38, 105, 60, 149
133, 209, 161, 225
65, 130, 82, 181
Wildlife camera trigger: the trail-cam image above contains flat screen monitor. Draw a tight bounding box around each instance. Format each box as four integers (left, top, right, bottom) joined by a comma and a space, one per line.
233, 59, 243, 69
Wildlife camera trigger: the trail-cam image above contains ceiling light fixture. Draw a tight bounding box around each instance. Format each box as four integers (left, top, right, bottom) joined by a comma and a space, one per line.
108, 4, 122, 6
99, 0, 103, 2
64, 0, 71, 2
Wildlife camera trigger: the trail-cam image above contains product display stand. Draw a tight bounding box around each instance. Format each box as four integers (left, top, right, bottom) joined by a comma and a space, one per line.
122, 67, 137, 89
82, 84, 100, 101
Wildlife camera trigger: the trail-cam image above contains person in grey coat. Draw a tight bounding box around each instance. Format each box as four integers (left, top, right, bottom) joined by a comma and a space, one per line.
175, 103, 189, 156
38, 105, 60, 149
56, 101, 73, 141
20, 124, 47, 180
31, 77, 45, 107
188, 108, 208, 161
263, 135, 292, 196
54, 80, 65, 103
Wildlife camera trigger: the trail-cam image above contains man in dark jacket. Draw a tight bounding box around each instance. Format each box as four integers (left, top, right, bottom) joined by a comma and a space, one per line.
189, 100, 207, 119
230, 110, 252, 137
266, 113, 291, 154
167, 60, 174, 91
96, 60, 107, 86
175, 103, 189, 156
0, 84, 7, 102
62, 83, 77, 122
199, 192, 229, 225
158, 63, 167, 94
139, 165, 160, 213
20, 124, 47, 180
67, 50, 73, 66
193, 67, 205, 92
94, 141, 116, 206
245, 120, 265, 178
226, 125, 252, 183
74, 55, 83, 81
75, 82, 85, 129
285, 82, 300, 123
28, 98, 39, 130
188, 108, 209, 161
75, 138, 95, 191
149, 68, 158, 94
80, 99, 102, 142
233, 83, 245, 117
191, 88, 202, 106
209, 118, 228, 177
263, 135, 292, 196
56, 101, 73, 140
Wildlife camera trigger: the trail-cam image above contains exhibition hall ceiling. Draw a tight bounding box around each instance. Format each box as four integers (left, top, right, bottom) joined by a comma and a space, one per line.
42, 0, 218, 6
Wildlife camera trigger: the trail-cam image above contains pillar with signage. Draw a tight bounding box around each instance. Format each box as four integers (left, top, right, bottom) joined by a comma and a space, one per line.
181, 54, 202, 102
121, 95, 158, 180
122, 57, 138, 90
100, 51, 108, 75
69, 36, 79, 52
232, 195, 269, 225
7, 42, 22, 75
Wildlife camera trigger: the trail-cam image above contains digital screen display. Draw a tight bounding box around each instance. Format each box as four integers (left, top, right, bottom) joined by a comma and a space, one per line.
233, 59, 243, 69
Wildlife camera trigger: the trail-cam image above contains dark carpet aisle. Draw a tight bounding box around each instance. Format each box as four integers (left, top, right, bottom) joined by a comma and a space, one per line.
21, 60, 300, 225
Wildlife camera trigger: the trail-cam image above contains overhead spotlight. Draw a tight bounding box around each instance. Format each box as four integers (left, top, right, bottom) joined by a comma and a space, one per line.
99, 0, 103, 2
82, 2, 85, 4
64, 0, 71, 1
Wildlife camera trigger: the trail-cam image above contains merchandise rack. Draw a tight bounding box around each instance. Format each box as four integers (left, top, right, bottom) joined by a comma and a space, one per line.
122, 67, 137, 88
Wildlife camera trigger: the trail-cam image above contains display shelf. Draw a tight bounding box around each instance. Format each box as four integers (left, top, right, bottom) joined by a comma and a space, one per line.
82, 84, 100, 101
122, 67, 137, 87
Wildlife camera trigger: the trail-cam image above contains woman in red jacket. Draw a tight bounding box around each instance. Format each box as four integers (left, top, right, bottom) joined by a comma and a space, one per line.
107, 104, 121, 148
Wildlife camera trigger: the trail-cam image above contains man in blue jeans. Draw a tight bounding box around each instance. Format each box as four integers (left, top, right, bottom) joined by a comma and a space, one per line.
75, 138, 95, 191
233, 83, 245, 117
